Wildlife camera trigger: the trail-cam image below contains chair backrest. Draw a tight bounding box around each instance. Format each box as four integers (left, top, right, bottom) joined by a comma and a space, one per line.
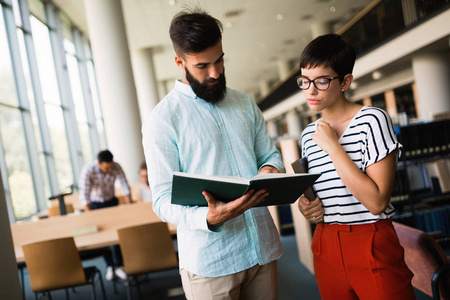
48, 203, 75, 217
22, 237, 86, 292
130, 182, 143, 202
117, 222, 178, 276
393, 222, 449, 298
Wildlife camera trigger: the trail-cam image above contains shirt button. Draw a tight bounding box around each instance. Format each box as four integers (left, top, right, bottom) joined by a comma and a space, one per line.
248, 223, 253, 226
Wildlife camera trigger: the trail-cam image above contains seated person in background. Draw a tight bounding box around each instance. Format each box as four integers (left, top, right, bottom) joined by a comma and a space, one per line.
137, 161, 152, 202
79, 149, 131, 281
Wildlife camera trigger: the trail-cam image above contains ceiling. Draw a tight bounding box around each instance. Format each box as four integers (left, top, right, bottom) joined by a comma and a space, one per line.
52, 0, 374, 100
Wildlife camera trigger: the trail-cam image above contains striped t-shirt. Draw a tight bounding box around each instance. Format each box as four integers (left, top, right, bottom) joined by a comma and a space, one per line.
301, 106, 402, 225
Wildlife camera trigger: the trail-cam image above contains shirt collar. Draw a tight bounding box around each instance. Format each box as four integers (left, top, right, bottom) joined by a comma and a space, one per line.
174, 79, 198, 99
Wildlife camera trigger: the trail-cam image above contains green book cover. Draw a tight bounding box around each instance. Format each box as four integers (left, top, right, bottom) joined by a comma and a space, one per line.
171, 172, 321, 207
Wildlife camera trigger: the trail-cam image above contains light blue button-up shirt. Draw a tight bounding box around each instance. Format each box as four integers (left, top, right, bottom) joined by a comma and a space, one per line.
142, 80, 284, 277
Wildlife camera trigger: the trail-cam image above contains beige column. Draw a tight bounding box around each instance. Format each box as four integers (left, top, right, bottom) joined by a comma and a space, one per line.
0, 169, 22, 299
285, 109, 303, 139
279, 139, 314, 274
412, 83, 421, 119
412, 51, 450, 121
384, 90, 397, 118
131, 47, 160, 122
83, 0, 143, 183
363, 97, 372, 106
266, 120, 279, 139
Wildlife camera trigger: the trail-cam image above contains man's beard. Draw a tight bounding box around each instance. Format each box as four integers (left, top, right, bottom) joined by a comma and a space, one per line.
185, 67, 227, 104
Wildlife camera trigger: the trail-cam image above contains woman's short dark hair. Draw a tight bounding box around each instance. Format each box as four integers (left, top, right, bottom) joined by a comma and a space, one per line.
169, 7, 223, 57
97, 150, 113, 163
299, 34, 356, 78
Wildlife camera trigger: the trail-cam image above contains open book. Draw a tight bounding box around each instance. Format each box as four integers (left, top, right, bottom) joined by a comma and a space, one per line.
171, 171, 321, 207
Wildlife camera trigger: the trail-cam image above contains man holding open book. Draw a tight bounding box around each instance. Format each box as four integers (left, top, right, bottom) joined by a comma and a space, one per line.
142, 7, 285, 300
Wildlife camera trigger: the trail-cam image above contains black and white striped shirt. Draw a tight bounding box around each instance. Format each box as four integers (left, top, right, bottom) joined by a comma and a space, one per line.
301, 106, 402, 225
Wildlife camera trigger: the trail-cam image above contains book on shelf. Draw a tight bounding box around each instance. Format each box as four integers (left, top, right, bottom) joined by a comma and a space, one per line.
171, 171, 321, 207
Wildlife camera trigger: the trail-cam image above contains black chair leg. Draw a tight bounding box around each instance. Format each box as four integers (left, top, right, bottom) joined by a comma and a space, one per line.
47, 291, 53, 300
65, 288, 70, 300
96, 270, 107, 300
19, 267, 25, 300
136, 278, 142, 300
126, 277, 132, 300
91, 284, 97, 300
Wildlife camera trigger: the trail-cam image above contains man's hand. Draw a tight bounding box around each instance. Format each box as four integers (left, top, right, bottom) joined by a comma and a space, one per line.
298, 195, 324, 223
204, 189, 269, 227
258, 165, 283, 175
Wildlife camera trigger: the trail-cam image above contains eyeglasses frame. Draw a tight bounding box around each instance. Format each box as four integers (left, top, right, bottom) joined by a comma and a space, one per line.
296, 75, 343, 91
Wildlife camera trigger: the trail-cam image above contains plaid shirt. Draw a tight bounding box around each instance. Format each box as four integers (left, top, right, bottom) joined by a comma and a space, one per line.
78, 161, 130, 206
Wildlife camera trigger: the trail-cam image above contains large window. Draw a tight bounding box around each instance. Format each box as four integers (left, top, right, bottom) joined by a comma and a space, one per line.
30, 15, 74, 191
0, 7, 37, 219
0, 0, 106, 222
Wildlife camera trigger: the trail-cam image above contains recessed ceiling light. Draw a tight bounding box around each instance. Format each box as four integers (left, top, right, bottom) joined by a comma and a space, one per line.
372, 71, 383, 80
225, 22, 233, 28
328, 6, 336, 13
276, 14, 284, 21
168, 0, 176, 6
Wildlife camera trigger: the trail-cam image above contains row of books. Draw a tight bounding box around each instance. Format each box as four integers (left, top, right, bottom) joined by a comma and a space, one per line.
391, 167, 410, 198
414, 206, 450, 235
397, 119, 450, 160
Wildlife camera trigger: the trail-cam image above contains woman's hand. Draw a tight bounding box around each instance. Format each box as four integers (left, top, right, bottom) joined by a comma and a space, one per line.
312, 120, 339, 154
298, 195, 324, 223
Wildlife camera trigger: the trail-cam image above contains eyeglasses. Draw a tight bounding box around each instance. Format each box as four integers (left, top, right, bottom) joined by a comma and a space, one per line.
296, 75, 342, 91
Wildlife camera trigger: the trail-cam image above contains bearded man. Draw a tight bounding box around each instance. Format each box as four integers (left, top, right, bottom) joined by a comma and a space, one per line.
142, 7, 285, 300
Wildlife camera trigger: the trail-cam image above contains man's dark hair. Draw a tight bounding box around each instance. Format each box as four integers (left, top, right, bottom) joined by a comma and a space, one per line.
169, 7, 223, 57
299, 34, 356, 79
97, 150, 113, 163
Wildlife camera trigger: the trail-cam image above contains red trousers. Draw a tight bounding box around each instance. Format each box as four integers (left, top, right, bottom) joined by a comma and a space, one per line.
312, 219, 415, 300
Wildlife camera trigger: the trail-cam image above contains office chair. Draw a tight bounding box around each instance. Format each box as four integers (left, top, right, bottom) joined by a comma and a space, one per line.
117, 222, 179, 300
17, 261, 26, 300
393, 221, 450, 300
22, 237, 107, 300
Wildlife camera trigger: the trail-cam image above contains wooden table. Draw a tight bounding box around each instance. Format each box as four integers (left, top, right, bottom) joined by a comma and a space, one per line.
12, 202, 176, 263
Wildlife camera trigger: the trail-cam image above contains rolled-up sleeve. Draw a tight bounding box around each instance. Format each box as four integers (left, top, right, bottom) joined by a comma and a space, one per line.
115, 163, 131, 196
78, 165, 91, 206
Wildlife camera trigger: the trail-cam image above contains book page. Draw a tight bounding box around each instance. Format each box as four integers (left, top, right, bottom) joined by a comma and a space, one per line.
251, 173, 310, 180
173, 172, 249, 184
